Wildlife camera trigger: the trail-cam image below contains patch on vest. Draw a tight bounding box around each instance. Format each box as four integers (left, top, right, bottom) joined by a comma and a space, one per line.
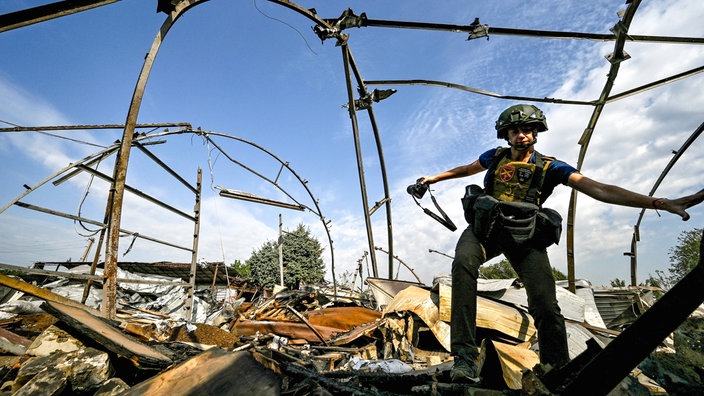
499, 164, 515, 182
517, 167, 533, 183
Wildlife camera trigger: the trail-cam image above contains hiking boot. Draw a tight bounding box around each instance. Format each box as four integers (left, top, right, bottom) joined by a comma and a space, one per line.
450, 355, 480, 383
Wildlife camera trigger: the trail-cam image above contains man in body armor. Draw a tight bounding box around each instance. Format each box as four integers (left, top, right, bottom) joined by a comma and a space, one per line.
418, 104, 704, 383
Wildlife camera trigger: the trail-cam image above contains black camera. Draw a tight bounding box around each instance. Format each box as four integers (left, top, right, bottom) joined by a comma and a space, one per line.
407, 178, 428, 199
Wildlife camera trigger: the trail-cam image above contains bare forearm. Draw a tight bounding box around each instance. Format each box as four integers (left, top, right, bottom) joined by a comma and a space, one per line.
422, 161, 484, 184
580, 182, 655, 208
568, 173, 704, 221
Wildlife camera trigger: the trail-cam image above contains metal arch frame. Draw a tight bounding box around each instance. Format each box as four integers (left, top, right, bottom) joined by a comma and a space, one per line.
113, 128, 337, 293
4, 1, 703, 300
266, 0, 396, 280
625, 121, 704, 286
565, 0, 642, 292
0, 127, 204, 317
0, 125, 338, 301
332, 1, 704, 290
181, 128, 339, 294
374, 246, 423, 284
104, 0, 210, 318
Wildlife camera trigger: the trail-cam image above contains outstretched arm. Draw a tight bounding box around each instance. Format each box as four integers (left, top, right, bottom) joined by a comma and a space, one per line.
420, 160, 486, 184
567, 173, 704, 221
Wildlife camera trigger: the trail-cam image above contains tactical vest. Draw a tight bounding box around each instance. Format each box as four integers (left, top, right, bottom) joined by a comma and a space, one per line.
484, 147, 553, 206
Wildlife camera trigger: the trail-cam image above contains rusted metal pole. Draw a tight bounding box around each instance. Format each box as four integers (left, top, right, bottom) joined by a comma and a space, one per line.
0, 122, 191, 133
345, 51, 395, 280
0, 0, 120, 33
103, 0, 208, 319
566, 0, 642, 293
340, 43, 378, 278
628, 229, 638, 286
79, 238, 94, 261
81, 226, 106, 305
627, 121, 704, 284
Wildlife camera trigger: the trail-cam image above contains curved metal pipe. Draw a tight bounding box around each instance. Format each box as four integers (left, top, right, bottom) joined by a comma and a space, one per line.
565, 0, 641, 293
344, 50, 395, 280
364, 79, 594, 106
104, 0, 209, 318
626, 121, 704, 285
374, 246, 422, 283
188, 129, 337, 294
340, 43, 378, 278
0, 144, 119, 215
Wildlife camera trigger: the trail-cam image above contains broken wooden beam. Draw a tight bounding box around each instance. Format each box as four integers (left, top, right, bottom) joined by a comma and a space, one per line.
122, 348, 280, 395
40, 301, 172, 369
0, 273, 103, 317
554, 231, 704, 395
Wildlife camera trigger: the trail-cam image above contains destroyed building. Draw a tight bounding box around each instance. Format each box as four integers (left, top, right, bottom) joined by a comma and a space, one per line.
0, 253, 703, 394
1, 1, 704, 395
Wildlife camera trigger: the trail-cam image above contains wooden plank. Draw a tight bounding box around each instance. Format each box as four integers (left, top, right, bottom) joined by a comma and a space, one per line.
122, 348, 281, 396
40, 301, 171, 369
438, 283, 452, 322
0, 273, 103, 317
481, 340, 540, 390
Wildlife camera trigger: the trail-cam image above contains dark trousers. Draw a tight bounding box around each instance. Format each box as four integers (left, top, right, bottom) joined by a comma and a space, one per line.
450, 226, 569, 367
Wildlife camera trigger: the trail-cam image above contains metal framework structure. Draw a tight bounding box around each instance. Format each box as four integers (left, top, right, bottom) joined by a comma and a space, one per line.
0, 125, 203, 318
1, 0, 703, 318
0, 125, 338, 319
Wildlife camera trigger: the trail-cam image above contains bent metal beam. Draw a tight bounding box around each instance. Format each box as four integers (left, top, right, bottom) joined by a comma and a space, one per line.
104, 0, 209, 319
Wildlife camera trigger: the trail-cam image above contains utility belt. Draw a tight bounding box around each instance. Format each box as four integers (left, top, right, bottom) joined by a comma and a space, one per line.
461, 184, 562, 249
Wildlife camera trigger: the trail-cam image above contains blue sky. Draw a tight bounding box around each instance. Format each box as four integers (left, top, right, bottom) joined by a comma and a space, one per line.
1, 0, 703, 287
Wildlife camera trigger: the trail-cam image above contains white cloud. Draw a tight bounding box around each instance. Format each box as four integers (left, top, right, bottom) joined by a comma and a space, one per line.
378, 0, 704, 287
2, 1, 703, 290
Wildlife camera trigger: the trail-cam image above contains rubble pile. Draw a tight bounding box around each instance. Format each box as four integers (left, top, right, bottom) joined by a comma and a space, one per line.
0, 267, 702, 395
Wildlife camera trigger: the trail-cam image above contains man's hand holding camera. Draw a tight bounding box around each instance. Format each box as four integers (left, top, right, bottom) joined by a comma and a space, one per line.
407, 177, 429, 199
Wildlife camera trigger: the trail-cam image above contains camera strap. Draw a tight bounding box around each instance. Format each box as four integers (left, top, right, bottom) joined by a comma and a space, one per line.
412, 188, 457, 232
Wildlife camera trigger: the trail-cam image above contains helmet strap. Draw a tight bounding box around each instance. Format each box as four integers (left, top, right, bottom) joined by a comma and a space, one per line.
507, 135, 538, 149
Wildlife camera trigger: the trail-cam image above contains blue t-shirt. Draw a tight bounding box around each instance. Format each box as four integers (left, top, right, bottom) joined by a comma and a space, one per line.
478, 147, 578, 202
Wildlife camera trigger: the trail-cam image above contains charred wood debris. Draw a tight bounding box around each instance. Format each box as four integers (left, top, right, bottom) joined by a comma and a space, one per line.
0, 260, 702, 396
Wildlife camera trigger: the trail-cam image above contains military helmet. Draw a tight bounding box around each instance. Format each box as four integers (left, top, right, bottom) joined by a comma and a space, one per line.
495, 104, 548, 139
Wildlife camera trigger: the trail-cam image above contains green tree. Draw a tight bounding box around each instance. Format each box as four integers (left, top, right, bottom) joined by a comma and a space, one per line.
551, 267, 567, 281
480, 259, 567, 280
610, 278, 626, 287
337, 270, 356, 290
652, 228, 702, 290
480, 259, 517, 279
246, 223, 325, 289
230, 259, 250, 278
641, 275, 662, 288
640, 274, 665, 299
